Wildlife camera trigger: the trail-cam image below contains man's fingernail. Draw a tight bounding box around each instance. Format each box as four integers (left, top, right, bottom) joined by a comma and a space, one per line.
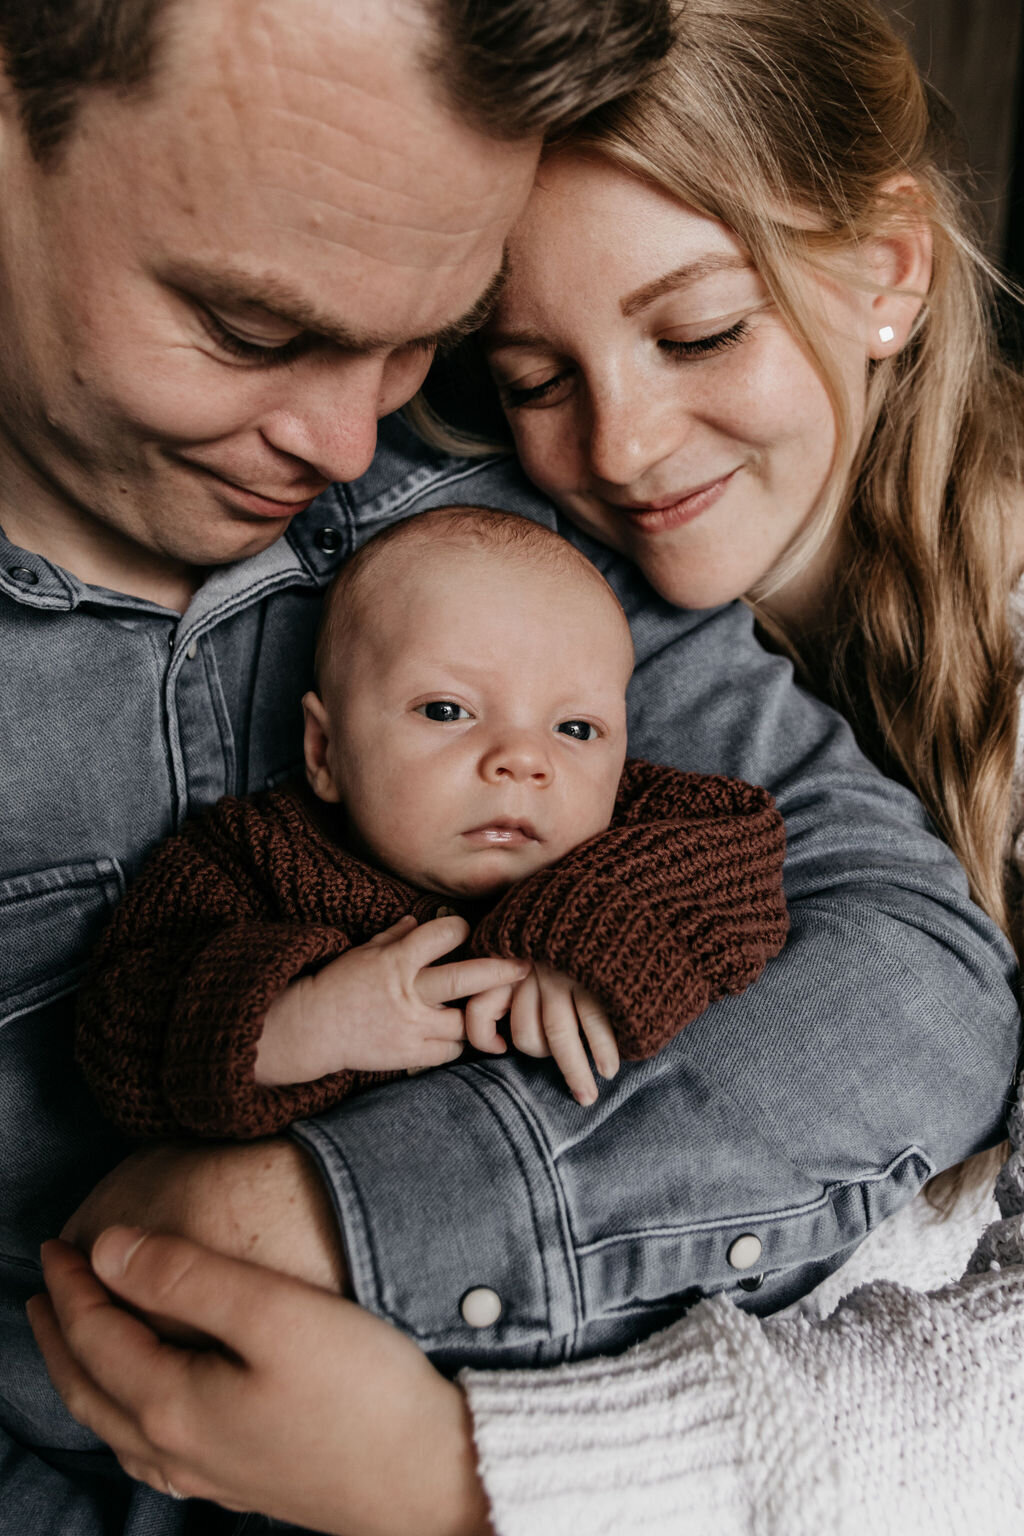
91, 1226, 150, 1280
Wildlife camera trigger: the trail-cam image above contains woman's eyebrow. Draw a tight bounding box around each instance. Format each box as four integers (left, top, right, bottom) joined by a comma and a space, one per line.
620, 255, 752, 317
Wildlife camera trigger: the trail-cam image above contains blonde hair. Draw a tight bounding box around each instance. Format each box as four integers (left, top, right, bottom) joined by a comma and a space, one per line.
413, 0, 1024, 1204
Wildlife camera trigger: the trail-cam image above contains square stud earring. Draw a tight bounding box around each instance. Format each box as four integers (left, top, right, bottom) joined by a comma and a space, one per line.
878, 325, 895, 344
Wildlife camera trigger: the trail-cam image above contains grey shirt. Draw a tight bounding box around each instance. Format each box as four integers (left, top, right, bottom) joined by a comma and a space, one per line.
1, 414, 1019, 1533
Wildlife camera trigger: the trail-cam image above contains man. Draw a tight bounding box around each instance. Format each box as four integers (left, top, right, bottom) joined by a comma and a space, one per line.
1, 1, 1019, 1534
0, 0, 674, 1530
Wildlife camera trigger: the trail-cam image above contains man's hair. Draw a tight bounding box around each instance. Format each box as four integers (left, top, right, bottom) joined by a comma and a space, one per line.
314, 505, 631, 694
0, 0, 674, 164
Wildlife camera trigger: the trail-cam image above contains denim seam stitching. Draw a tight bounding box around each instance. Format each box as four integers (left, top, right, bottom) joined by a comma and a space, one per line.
573, 1145, 934, 1256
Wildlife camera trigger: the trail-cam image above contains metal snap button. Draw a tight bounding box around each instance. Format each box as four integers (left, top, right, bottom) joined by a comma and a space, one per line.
185, 639, 198, 660
7, 566, 38, 585
738, 1272, 765, 1292
460, 1287, 503, 1329
727, 1234, 763, 1270
315, 527, 343, 554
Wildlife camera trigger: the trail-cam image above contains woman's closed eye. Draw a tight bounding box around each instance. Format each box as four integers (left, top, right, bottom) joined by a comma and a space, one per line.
416, 701, 472, 723
658, 317, 750, 361
556, 719, 598, 741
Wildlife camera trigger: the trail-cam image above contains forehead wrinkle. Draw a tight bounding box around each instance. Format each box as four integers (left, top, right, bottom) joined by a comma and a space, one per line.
621, 255, 753, 318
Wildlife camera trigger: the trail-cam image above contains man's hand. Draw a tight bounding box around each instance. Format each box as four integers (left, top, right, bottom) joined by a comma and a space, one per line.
29, 1230, 490, 1536
466, 962, 619, 1105
257, 914, 531, 1085
62, 1139, 348, 1296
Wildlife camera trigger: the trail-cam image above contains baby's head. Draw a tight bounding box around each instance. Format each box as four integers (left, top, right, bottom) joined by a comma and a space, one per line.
303, 506, 633, 899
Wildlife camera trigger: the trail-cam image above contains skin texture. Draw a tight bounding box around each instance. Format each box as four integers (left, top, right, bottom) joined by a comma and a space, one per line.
309, 540, 632, 897
0, 0, 539, 610
30, 1230, 491, 1536
485, 151, 929, 617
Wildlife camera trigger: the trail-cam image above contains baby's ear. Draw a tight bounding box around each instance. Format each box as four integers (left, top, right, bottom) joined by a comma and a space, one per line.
302, 691, 342, 803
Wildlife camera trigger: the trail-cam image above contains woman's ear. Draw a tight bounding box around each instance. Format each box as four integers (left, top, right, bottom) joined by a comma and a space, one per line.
302, 691, 343, 804
863, 176, 933, 359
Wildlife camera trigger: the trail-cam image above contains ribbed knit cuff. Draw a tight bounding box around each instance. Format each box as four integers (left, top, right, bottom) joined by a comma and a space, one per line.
163, 921, 355, 1137
462, 1296, 838, 1536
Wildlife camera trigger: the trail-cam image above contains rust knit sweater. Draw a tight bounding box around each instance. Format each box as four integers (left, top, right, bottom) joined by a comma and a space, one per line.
76, 759, 788, 1141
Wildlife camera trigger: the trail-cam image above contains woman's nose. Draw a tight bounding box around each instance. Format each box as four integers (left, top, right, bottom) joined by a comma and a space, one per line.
586, 388, 686, 489
478, 733, 553, 786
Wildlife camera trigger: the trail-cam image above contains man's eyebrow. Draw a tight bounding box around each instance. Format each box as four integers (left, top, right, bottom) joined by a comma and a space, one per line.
620, 255, 752, 318
164, 255, 508, 354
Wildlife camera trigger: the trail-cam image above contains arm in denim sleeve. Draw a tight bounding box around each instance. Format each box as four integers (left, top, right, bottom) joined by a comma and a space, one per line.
75, 795, 364, 1140
469, 759, 788, 1058
291, 443, 1020, 1367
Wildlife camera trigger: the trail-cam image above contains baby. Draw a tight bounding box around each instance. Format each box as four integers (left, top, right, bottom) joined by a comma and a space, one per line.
77, 508, 788, 1138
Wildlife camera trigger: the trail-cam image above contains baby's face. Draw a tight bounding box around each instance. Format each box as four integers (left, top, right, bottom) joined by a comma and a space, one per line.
314, 541, 631, 899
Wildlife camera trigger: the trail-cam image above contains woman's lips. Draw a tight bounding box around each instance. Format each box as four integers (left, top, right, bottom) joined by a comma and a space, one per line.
614, 468, 739, 533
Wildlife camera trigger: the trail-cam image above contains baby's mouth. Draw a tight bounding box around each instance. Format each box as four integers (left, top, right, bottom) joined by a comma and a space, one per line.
461, 819, 540, 846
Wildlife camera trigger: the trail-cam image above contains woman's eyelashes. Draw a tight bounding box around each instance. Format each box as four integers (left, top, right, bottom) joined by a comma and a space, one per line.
496, 319, 752, 409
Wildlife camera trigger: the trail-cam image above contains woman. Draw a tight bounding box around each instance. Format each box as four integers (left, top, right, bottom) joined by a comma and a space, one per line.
31, 0, 1024, 1529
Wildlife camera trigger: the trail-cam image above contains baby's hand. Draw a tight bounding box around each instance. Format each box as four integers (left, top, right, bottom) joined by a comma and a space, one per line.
465, 962, 619, 1106
256, 915, 530, 1085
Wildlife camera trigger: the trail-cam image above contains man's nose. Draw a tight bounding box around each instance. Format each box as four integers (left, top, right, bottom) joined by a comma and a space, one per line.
478, 731, 553, 786
259, 345, 432, 485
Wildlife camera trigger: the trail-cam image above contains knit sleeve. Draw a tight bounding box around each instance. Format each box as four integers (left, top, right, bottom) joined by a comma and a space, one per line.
75, 798, 366, 1140
470, 760, 788, 1057
464, 1214, 1024, 1536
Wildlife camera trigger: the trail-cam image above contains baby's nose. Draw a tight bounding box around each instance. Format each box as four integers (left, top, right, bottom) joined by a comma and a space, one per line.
478, 733, 552, 785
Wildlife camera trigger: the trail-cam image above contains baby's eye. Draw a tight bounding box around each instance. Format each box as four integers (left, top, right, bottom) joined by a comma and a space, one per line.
557, 720, 597, 741
417, 701, 471, 723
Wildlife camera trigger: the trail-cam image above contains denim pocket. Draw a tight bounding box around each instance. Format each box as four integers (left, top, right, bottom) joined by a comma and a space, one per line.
0, 859, 125, 1025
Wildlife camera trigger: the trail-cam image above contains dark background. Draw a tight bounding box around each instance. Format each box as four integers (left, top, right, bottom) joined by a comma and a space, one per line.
892, 0, 1023, 354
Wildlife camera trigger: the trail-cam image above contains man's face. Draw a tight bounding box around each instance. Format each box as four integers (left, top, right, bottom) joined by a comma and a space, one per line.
0, 0, 539, 577
314, 541, 631, 900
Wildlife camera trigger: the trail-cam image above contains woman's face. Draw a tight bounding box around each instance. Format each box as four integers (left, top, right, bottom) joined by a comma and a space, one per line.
484, 152, 875, 609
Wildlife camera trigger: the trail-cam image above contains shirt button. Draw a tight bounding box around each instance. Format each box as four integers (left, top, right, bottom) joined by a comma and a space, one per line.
727, 1234, 763, 1270
315, 527, 343, 554
460, 1287, 502, 1328
738, 1272, 765, 1292
7, 566, 38, 585
185, 639, 198, 660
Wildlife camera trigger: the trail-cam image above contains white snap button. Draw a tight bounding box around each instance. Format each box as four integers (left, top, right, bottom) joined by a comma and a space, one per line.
186, 640, 198, 660
727, 1234, 763, 1270
460, 1287, 502, 1328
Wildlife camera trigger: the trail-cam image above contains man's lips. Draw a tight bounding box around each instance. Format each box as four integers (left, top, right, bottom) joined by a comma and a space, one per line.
613, 468, 739, 532
461, 819, 541, 846
184, 461, 328, 519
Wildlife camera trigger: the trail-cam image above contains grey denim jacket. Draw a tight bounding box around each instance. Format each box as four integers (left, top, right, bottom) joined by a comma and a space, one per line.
0, 413, 1019, 1534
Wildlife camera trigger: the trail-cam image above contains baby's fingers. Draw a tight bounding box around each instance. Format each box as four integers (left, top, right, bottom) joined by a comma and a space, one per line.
465, 986, 512, 1055
574, 986, 620, 1082
508, 970, 550, 1058
536, 983, 599, 1107
418, 955, 529, 1008
363, 914, 419, 948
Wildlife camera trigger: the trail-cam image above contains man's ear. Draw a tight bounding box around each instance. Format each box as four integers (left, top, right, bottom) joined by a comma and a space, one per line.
302, 691, 343, 804
863, 177, 934, 360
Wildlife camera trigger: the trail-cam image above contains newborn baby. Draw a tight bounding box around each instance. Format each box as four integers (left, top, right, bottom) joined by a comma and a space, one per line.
77, 507, 787, 1138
